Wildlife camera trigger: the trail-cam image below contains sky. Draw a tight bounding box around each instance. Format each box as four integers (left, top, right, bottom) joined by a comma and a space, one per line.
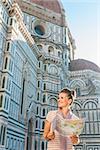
61, 0, 100, 67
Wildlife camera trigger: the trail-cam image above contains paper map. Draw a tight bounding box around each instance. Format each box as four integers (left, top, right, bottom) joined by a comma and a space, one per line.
55, 114, 84, 137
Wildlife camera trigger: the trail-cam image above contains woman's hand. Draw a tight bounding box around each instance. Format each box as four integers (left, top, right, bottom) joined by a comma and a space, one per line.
43, 120, 55, 140
70, 135, 80, 145
47, 132, 55, 140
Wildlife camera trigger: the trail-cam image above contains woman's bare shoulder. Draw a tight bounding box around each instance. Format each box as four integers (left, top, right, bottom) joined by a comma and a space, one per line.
46, 110, 57, 122
47, 110, 57, 116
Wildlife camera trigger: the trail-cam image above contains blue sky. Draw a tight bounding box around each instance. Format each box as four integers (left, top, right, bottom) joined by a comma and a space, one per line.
61, 0, 100, 67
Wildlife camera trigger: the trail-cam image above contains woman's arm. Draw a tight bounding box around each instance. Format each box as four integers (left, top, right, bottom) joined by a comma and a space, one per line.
43, 120, 55, 140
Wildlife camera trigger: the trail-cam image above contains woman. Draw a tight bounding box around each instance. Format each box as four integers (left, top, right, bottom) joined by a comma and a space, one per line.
43, 88, 80, 150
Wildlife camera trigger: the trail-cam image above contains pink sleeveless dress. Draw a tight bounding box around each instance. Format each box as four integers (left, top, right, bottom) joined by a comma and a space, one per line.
46, 110, 79, 150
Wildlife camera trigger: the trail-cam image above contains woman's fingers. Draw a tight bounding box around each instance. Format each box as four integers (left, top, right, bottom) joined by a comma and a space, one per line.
70, 135, 79, 145
47, 132, 55, 140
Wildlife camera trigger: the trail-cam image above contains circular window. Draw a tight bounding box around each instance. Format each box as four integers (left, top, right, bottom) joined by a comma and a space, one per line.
34, 25, 45, 36
32, 19, 51, 38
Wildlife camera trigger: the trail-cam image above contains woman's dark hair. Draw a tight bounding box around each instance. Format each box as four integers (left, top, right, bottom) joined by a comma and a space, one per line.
59, 88, 76, 105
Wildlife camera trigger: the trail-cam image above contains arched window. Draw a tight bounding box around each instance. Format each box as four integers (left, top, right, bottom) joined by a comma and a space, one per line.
4, 57, 8, 69
36, 107, 38, 114
2, 77, 5, 88
37, 92, 40, 101
72, 102, 81, 117
4, 96, 7, 109
44, 64, 47, 71
49, 65, 58, 75
6, 42, 10, 51
21, 79, 25, 114
0, 125, 6, 145
58, 51, 60, 57
84, 101, 98, 134
39, 62, 41, 68
43, 83, 46, 90
3, 126, 6, 145
42, 108, 45, 116
49, 98, 57, 107
41, 141, 44, 150
38, 81, 40, 88
43, 95, 46, 103
34, 140, 37, 150
36, 120, 38, 128
65, 54, 67, 59
10, 18, 13, 25
76, 87, 81, 96
0, 95, 3, 107
42, 121, 45, 129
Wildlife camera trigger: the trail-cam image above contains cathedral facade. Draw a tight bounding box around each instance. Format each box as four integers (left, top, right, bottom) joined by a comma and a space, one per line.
0, 0, 100, 150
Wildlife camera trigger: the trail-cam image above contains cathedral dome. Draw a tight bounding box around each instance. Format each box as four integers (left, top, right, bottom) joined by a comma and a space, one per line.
69, 59, 100, 73
28, 0, 64, 14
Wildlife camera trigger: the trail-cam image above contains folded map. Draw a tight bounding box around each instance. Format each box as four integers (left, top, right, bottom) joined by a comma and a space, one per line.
54, 114, 85, 137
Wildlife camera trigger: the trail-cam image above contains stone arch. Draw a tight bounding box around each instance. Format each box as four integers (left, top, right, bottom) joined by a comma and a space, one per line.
83, 100, 97, 109
92, 80, 100, 92
82, 100, 98, 134
48, 64, 59, 75
48, 96, 57, 108
72, 101, 81, 110
69, 79, 86, 88
72, 101, 82, 117
69, 79, 86, 97
93, 80, 100, 86
83, 100, 98, 121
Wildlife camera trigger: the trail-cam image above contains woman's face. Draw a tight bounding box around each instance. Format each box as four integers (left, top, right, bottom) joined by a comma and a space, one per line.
58, 92, 72, 108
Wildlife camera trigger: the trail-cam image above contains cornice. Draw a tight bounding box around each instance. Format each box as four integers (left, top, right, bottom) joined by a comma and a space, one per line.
9, 3, 35, 48
69, 70, 100, 78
